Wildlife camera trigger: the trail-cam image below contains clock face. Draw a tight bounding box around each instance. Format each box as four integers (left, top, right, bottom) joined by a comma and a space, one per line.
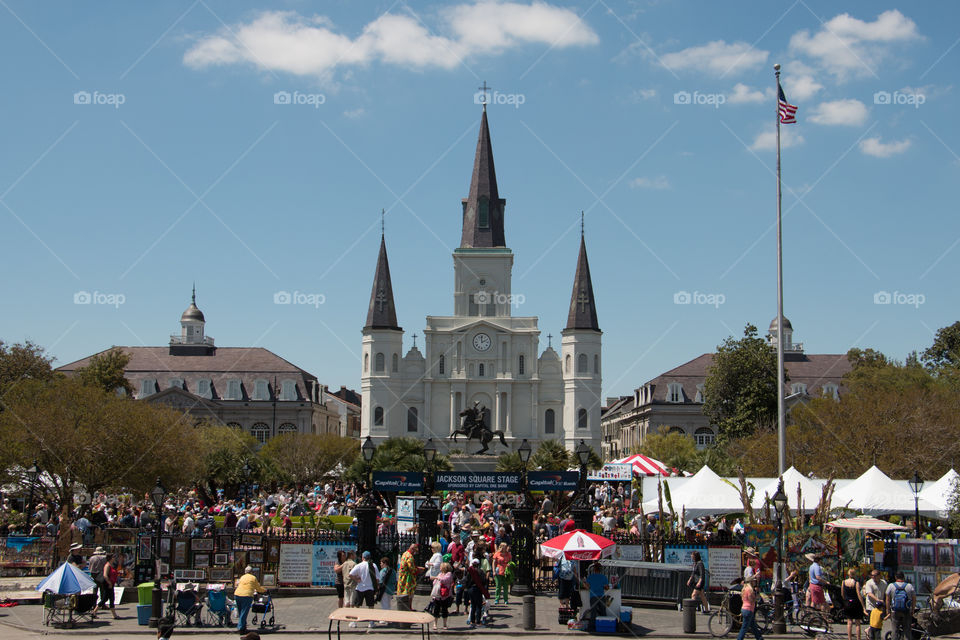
473, 333, 492, 352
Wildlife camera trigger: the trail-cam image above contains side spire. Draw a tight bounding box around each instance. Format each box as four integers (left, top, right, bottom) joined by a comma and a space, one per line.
364, 229, 401, 331
565, 225, 600, 332
460, 106, 506, 248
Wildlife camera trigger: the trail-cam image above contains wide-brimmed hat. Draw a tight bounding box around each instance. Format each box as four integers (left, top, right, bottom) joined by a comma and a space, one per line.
70, 543, 83, 551
94, 546, 106, 555
804, 552, 818, 562
183, 582, 198, 591
742, 547, 758, 557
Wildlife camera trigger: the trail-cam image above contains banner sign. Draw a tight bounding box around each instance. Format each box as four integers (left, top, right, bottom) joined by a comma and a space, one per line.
373, 471, 424, 492
706, 546, 742, 588
277, 543, 313, 586
434, 472, 520, 491
528, 471, 579, 491
588, 463, 633, 482
664, 544, 709, 575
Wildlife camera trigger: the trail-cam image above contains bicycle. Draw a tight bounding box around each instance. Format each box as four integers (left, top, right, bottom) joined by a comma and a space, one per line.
708, 587, 772, 638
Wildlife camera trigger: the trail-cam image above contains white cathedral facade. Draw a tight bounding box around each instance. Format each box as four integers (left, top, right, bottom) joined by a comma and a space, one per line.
360, 107, 602, 453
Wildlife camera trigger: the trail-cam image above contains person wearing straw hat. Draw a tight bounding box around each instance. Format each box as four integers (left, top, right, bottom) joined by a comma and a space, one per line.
737, 572, 764, 640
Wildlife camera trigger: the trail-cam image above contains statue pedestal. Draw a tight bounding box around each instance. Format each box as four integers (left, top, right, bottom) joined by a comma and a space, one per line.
446, 454, 500, 473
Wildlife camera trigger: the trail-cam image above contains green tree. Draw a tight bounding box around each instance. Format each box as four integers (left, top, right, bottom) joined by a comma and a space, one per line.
259, 433, 358, 486
846, 347, 891, 369
0, 340, 54, 402
495, 451, 523, 472
344, 437, 453, 482
530, 440, 571, 471
923, 321, 960, 371
702, 324, 782, 443
638, 431, 698, 472
74, 347, 133, 395
196, 423, 262, 500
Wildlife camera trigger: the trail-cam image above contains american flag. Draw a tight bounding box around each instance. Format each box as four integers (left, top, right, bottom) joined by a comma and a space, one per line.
778, 84, 798, 124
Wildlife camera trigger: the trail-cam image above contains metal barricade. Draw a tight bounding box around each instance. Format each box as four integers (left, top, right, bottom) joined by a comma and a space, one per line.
599, 559, 689, 606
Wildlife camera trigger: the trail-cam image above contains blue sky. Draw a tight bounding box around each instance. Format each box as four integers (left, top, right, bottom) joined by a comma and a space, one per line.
1, 1, 957, 398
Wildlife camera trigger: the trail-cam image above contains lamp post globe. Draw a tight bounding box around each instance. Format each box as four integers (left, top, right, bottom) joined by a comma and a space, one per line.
362, 436, 376, 462
518, 439, 532, 465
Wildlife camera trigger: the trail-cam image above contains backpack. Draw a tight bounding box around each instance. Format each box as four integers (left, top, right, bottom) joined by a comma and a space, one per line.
557, 558, 575, 581
892, 584, 911, 612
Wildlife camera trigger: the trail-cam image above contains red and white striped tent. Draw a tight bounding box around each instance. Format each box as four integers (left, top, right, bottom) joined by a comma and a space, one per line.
612, 454, 673, 477
539, 530, 617, 561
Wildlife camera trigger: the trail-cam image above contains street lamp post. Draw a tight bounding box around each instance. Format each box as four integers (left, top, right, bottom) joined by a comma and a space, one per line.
572, 440, 594, 532
511, 439, 535, 596
909, 471, 924, 538
416, 439, 440, 594
772, 479, 789, 634
241, 461, 252, 505
149, 478, 167, 629
25, 461, 39, 531
356, 437, 379, 560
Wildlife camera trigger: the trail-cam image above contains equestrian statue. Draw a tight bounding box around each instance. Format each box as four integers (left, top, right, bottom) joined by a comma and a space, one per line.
450, 401, 507, 454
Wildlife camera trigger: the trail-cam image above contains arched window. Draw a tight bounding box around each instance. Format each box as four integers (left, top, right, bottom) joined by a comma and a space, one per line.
791, 383, 808, 396
518, 355, 525, 375
694, 428, 715, 448
578, 353, 588, 373
594, 354, 599, 374
227, 422, 242, 430
544, 409, 555, 434
439, 355, 445, 375
577, 408, 588, 430
374, 406, 384, 426
364, 353, 369, 372
407, 407, 418, 432
251, 422, 270, 444
392, 353, 399, 372
375, 352, 385, 372
822, 383, 839, 400
278, 423, 298, 435
565, 355, 571, 373
478, 363, 485, 377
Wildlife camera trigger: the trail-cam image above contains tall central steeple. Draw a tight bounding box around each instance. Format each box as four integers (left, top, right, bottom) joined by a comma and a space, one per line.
460, 107, 506, 248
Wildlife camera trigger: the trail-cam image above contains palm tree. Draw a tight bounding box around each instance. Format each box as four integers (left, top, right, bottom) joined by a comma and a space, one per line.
495, 451, 523, 472
344, 437, 453, 481
530, 440, 572, 471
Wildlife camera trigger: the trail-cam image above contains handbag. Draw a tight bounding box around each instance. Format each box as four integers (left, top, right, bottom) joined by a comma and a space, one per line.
430, 579, 442, 600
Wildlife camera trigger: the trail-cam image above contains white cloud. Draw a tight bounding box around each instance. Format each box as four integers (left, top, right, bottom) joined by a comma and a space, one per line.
344, 107, 366, 119
727, 83, 769, 104
750, 126, 804, 152
860, 136, 911, 158
629, 175, 670, 190
629, 88, 657, 102
184, 2, 598, 77
660, 40, 768, 75
789, 9, 921, 79
809, 99, 869, 126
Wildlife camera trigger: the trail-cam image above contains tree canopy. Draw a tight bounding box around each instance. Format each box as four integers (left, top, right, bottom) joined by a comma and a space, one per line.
259, 433, 358, 486
74, 348, 133, 395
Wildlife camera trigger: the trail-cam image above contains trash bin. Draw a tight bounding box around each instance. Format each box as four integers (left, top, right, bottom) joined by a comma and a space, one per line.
137, 582, 155, 606
682, 598, 698, 633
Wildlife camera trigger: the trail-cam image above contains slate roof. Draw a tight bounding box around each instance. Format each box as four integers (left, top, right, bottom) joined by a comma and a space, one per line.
460, 108, 506, 248
364, 235, 401, 331
565, 235, 600, 331
57, 346, 318, 402
330, 386, 361, 408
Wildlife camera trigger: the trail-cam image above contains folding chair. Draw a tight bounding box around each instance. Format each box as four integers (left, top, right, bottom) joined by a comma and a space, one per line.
174, 591, 204, 627
203, 589, 234, 627
71, 593, 98, 624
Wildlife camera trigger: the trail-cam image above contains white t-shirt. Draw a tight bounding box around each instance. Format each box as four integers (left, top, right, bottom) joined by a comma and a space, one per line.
349, 560, 376, 592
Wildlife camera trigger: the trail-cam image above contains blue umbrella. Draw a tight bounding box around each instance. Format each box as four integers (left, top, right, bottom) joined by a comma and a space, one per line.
36, 561, 96, 595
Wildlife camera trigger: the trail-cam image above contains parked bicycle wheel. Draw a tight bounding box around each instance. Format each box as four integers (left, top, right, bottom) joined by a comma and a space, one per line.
754, 604, 772, 632
799, 610, 831, 636
708, 609, 734, 638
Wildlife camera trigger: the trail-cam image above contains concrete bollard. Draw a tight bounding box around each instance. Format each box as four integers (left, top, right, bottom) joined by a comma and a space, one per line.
523, 595, 536, 630
682, 598, 698, 633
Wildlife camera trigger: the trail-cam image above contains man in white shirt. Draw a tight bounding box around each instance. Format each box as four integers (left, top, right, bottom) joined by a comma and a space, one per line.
348, 551, 378, 627
182, 512, 195, 535
863, 569, 887, 640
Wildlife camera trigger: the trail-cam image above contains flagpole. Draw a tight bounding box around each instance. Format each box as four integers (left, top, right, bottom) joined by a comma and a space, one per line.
774, 63, 786, 477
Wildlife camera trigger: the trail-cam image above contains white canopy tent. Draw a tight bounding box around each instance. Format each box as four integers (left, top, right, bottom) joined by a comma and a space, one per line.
751, 466, 827, 512
831, 465, 941, 516
640, 465, 744, 518
919, 469, 959, 518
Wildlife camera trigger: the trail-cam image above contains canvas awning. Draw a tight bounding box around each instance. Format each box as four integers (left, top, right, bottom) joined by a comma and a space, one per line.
831, 466, 941, 516
640, 465, 744, 517
825, 515, 908, 531
919, 469, 959, 518
751, 466, 827, 512
611, 454, 673, 477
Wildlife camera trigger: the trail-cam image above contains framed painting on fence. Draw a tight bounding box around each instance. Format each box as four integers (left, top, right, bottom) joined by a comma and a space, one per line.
214, 553, 229, 565
899, 543, 915, 566
173, 540, 189, 567
248, 549, 264, 564
192, 538, 214, 552
918, 571, 937, 594
159, 537, 171, 558
209, 567, 232, 582
262, 573, 276, 587
265, 540, 280, 564
139, 536, 152, 561
240, 533, 263, 547
917, 544, 936, 567
937, 544, 954, 567
193, 553, 210, 569
233, 551, 248, 576
107, 529, 136, 546
217, 535, 233, 552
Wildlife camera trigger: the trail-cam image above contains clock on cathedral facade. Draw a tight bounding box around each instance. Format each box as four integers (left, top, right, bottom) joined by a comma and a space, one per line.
360, 106, 603, 454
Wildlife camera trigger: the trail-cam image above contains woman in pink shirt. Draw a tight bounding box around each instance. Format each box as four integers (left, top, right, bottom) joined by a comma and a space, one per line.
737, 575, 764, 640
493, 543, 512, 605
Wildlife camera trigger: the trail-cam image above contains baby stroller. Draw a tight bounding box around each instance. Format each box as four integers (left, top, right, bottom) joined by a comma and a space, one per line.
251, 592, 281, 630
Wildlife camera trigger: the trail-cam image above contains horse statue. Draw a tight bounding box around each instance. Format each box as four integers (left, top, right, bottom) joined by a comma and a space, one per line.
449, 402, 507, 455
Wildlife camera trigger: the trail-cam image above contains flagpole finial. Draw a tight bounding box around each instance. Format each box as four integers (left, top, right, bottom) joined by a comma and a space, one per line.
774, 63, 781, 71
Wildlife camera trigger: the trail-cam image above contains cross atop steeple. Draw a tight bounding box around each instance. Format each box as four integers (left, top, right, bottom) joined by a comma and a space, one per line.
460, 107, 506, 248
565, 233, 600, 332
477, 81, 492, 110
364, 234, 401, 331
547, 333, 553, 348
381, 208, 385, 236
412, 333, 418, 347
577, 291, 589, 313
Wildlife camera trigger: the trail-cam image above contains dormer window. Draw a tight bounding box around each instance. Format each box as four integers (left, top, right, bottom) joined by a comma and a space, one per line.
197, 379, 212, 399
478, 196, 489, 229
226, 379, 241, 400
791, 383, 808, 396
168, 378, 183, 390
667, 383, 683, 403
694, 384, 704, 403
280, 379, 297, 401
253, 379, 269, 401
139, 378, 156, 398
822, 383, 839, 400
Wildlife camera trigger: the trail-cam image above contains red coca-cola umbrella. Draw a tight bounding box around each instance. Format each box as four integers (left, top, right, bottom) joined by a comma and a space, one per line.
539, 529, 617, 561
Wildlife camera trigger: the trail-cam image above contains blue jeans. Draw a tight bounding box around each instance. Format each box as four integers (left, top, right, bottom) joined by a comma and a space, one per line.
235, 595, 253, 632
738, 609, 763, 640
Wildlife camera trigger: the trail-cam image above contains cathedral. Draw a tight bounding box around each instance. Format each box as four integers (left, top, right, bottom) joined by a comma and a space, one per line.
360, 107, 603, 453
